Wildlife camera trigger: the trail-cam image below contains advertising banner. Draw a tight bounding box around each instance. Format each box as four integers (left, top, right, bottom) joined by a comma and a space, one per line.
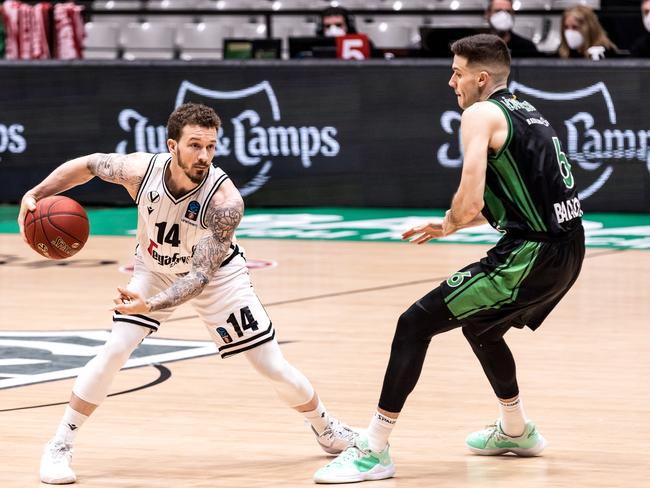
0, 60, 648, 212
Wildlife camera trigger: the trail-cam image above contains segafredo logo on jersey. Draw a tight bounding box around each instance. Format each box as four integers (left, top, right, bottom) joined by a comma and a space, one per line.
115, 81, 340, 197
437, 81, 650, 200
0, 331, 217, 390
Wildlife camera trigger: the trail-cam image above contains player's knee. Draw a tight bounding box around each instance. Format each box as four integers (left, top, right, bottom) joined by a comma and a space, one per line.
462, 326, 505, 349
243, 340, 290, 381
393, 304, 440, 345
101, 330, 143, 363
462, 326, 479, 345
260, 358, 292, 383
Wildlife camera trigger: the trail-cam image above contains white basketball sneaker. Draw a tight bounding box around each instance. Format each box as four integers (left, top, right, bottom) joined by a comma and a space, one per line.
40, 439, 76, 484
313, 417, 359, 455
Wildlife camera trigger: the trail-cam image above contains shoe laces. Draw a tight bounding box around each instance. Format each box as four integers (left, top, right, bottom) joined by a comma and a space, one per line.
484, 422, 519, 442
48, 442, 73, 463
329, 445, 365, 466
327, 418, 357, 442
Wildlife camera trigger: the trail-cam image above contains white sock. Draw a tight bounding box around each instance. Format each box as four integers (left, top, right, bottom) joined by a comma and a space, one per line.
499, 397, 526, 437
303, 400, 330, 435
367, 411, 396, 453
53, 406, 88, 446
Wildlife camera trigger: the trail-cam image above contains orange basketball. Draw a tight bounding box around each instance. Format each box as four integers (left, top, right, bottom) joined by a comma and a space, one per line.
24, 196, 90, 260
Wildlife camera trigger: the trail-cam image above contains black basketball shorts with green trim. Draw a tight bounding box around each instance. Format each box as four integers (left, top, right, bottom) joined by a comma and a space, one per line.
440, 225, 585, 335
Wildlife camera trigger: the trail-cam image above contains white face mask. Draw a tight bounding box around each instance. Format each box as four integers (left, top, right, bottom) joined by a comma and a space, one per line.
325, 25, 346, 37
489, 11, 514, 32
643, 12, 650, 32
564, 29, 584, 50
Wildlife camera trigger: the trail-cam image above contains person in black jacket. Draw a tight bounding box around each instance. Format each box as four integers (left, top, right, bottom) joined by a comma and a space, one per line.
485, 0, 540, 57
630, 0, 650, 57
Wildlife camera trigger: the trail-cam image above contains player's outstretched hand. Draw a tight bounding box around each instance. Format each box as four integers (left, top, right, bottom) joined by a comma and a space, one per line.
402, 222, 446, 244
111, 287, 150, 314
17, 193, 37, 244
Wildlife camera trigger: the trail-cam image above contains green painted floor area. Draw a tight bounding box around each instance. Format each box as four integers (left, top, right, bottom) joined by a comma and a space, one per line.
2, 206, 650, 250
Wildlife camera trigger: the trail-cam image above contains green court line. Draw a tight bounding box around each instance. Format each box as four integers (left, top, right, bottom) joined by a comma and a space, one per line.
2, 205, 649, 250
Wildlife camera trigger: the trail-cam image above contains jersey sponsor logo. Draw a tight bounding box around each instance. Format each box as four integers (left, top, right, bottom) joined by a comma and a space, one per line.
0, 331, 217, 390
114, 81, 341, 197
147, 239, 193, 268
499, 97, 537, 112
436, 81, 650, 202
554, 197, 583, 224
184, 200, 200, 222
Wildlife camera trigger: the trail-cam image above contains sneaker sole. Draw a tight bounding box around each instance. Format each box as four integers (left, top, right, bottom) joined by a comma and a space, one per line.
467, 435, 547, 457
318, 444, 344, 456
313, 465, 396, 484
40, 475, 76, 485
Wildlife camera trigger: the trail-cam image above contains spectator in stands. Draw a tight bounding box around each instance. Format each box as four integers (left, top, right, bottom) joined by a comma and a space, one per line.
316, 5, 382, 59
558, 5, 618, 60
317, 6, 357, 37
485, 0, 539, 57
630, 0, 650, 57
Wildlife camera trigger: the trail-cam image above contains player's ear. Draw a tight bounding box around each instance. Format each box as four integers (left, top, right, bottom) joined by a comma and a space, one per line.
167, 138, 177, 153
477, 70, 490, 87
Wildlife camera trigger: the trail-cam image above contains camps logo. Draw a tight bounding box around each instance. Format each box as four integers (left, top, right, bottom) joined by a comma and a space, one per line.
115, 81, 340, 197
0, 331, 217, 390
0, 122, 27, 161
437, 81, 650, 201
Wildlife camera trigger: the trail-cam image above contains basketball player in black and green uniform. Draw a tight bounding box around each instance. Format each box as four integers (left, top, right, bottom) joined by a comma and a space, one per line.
314, 33, 585, 483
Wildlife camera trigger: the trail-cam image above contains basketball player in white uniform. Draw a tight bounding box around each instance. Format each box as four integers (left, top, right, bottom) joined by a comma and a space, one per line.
18, 103, 357, 485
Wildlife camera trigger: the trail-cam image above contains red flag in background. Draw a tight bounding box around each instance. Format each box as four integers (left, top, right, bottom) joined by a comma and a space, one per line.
2, 0, 21, 59
1, 0, 51, 59
31, 2, 52, 59
54, 2, 85, 59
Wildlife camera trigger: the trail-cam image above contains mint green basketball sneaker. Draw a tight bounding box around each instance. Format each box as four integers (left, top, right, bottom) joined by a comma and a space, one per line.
313, 433, 395, 484
465, 420, 547, 456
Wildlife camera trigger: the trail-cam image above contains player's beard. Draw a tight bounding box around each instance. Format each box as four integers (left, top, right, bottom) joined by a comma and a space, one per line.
176, 148, 208, 185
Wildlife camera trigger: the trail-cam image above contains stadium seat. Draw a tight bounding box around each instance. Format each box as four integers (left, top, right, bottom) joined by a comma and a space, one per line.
231, 19, 269, 39
83, 22, 120, 59
363, 22, 414, 48
177, 22, 234, 60
120, 22, 177, 60
91, 0, 143, 24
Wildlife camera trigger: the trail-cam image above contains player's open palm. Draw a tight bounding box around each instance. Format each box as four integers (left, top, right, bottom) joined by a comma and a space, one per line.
402, 222, 446, 244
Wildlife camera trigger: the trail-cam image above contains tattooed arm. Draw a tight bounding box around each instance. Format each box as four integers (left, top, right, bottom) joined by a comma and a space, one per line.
85, 152, 151, 198
112, 181, 245, 315
18, 152, 151, 240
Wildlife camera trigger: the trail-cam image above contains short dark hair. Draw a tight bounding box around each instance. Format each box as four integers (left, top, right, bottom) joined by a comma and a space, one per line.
450, 33, 511, 68
320, 6, 357, 34
167, 102, 221, 141
322, 6, 349, 20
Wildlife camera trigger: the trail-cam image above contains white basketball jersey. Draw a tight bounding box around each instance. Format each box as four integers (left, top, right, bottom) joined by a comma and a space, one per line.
134, 153, 231, 274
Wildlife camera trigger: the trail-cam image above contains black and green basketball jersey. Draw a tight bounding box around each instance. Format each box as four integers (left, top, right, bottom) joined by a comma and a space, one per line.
483, 89, 582, 236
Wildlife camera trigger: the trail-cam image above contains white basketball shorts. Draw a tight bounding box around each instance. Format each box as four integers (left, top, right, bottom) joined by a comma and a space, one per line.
112, 246, 274, 358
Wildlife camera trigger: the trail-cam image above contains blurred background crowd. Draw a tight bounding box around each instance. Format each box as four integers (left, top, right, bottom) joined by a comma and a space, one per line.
1, 0, 649, 61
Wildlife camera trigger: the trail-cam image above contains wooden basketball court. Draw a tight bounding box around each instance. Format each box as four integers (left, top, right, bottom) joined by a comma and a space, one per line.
1, 233, 648, 487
